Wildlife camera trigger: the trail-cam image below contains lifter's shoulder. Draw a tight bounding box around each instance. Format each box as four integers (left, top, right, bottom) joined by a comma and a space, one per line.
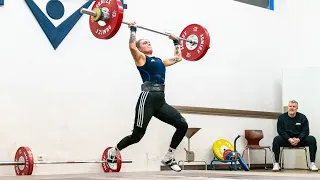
130, 49, 146, 67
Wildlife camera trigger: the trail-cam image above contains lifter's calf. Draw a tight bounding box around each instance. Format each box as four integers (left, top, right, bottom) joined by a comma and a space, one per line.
107, 128, 145, 167
116, 129, 146, 151
161, 117, 188, 172
170, 117, 188, 150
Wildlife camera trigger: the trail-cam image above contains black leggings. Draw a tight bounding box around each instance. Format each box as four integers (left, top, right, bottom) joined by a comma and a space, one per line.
272, 135, 317, 162
116, 91, 188, 151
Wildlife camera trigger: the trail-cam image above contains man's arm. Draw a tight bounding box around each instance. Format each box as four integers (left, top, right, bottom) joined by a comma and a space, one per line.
298, 115, 310, 140
162, 36, 182, 67
128, 24, 145, 66
277, 115, 291, 141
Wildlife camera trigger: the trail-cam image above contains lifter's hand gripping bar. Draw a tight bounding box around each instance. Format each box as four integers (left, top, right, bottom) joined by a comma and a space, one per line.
80, 8, 198, 45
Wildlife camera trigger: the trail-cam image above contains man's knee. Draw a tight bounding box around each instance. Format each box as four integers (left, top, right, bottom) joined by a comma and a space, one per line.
304, 135, 317, 145
272, 136, 283, 146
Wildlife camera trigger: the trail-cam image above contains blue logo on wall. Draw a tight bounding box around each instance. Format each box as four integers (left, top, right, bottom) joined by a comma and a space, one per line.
25, 0, 128, 50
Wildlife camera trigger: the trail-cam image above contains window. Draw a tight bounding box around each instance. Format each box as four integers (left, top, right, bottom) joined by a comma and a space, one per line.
233, 0, 274, 10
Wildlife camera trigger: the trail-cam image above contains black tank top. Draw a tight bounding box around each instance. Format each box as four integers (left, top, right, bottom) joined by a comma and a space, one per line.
137, 56, 166, 84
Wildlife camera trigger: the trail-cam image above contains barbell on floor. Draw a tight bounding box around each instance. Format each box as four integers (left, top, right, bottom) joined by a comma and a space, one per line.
80, 0, 211, 61
1, 146, 132, 176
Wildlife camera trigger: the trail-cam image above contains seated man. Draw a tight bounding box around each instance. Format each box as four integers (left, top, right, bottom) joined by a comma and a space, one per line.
272, 100, 318, 172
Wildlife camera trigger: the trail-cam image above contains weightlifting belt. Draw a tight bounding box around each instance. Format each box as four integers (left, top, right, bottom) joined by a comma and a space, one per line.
141, 83, 165, 92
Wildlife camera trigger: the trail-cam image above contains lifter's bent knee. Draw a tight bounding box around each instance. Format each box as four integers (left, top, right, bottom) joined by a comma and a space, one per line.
177, 116, 188, 133
130, 129, 145, 144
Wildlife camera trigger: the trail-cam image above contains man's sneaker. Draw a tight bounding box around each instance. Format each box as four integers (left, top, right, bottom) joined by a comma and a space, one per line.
310, 162, 318, 172
161, 157, 181, 172
106, 147, 118, 170
272, 163, 280, 172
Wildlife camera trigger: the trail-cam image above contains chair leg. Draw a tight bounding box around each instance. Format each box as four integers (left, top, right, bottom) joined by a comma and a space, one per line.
264, 148, 267, 170
268, 147, 275, 164
304, 147, 310, 170
279, 147, 284, 169
242, 147, 250, 167
241, 148, 247, 158
247, 148, 251, 169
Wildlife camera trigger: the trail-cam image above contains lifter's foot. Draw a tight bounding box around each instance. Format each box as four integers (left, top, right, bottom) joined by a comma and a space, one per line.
106, 147, 119, 170
161, 157, 181, 172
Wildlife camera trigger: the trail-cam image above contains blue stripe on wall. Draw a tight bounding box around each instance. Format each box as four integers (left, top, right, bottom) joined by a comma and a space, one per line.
0, 0, 4, 5
269, 0, 274, 10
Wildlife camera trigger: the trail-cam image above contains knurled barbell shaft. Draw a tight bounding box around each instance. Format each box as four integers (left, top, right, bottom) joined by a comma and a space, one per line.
121, 22, 170, 37
0, 160, 132, 166
121, 22, 196, 44
126, 23, 198, 45
80, 8, 198, 45
0, 162, 24, 166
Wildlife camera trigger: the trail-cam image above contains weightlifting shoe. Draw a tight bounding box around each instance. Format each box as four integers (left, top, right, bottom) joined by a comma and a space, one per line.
310, 162, 318, 172
161, 156, 181, 172
106, 147, 118, 170
272, 163, 280, 172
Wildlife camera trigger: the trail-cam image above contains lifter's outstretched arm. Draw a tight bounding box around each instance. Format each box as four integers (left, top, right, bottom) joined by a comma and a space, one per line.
162, 35, 182, 67
128, 23, 145, 66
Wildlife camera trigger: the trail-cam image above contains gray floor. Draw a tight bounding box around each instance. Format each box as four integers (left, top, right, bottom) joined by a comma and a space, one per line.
0, 170, 320, 180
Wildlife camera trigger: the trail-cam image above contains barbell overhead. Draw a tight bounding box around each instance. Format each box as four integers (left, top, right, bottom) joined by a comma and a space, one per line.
80, 8, 197, 45
11, 146, 132, 175
80, 0, 210, 61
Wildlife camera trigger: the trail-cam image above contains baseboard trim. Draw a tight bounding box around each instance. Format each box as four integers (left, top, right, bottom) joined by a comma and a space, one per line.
160, 163, 273, 171
172, 105, 281, 119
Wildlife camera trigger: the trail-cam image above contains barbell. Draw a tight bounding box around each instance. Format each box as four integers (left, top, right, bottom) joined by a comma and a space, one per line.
3, 146, 131, 176
80, 0, 210, 61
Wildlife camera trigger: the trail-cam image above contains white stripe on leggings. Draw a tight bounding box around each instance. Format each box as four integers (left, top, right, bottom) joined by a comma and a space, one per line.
137, 91, 149, 128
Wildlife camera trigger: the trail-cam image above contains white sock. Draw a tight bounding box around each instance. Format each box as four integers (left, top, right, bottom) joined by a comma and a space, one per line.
165, 147, 175, 159
114, 146, 119, 152
110, 146, 119, 156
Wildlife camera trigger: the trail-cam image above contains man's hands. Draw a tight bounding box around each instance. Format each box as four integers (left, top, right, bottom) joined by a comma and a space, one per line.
288, 138, 300, 146
293, 138, 300, 145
